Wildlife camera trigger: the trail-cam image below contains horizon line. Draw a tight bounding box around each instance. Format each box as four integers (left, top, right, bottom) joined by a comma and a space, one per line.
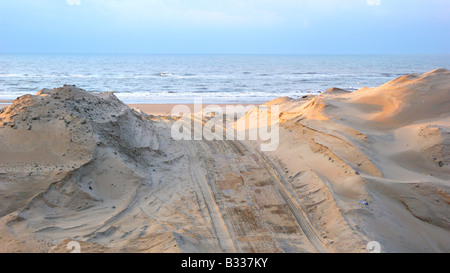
1, 52, 450, 56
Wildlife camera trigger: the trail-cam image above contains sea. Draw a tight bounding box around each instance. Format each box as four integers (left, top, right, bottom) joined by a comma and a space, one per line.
1, 54, 449, 104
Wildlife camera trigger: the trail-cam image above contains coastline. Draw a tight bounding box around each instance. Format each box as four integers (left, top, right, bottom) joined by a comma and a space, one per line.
128, 103, 256, 116
1, 101, 257, 115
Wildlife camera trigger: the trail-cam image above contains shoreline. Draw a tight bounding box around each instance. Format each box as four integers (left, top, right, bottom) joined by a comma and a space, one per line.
128, 103, 256, 116
1, 100, 258, 116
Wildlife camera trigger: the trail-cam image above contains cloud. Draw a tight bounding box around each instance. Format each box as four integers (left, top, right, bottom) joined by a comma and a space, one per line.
95, 0, 280, 27
366, 0, 381, 6
67, 0, 81, 6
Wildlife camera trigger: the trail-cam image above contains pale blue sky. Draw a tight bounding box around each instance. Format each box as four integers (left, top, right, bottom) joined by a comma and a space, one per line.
0, 0, 449, 54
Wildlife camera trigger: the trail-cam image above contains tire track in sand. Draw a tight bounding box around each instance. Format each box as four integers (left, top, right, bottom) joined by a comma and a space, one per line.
156, 115, 328, 252
157, 116, 236, 252
240, 141, 331, 253
183, 141, 237, 253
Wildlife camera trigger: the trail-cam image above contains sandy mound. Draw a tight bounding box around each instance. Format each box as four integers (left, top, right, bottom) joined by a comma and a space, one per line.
323, 87, 351, 95
0, 85, 206, 252
348, 68, 450, 127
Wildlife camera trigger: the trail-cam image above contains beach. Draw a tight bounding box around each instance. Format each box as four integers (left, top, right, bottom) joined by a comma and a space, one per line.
1, 101, 253, 116
0, 69, 449, 253
128, 103, 255, 116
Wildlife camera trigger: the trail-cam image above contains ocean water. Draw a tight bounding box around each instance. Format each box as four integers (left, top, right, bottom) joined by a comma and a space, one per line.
0, 54, 449, 104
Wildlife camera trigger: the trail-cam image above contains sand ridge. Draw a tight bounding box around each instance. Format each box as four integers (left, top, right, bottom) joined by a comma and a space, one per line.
238, 68, 450, 252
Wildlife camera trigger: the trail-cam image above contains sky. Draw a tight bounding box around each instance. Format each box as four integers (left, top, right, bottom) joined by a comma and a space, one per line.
0, 0, 449, 54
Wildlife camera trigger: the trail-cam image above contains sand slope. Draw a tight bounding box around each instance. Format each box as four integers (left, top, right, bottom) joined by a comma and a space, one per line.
239, 68, 450, 252
0, 69, 449, 253
0, 86, 191, 252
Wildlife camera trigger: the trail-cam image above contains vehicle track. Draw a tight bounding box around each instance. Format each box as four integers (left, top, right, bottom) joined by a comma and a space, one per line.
155, 115, 331, 253
240, 141, 331, 253
183, 141, 237, 253
157, 116, 237, 252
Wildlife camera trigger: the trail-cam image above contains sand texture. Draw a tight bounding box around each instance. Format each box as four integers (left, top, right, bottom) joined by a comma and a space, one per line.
0, 69, 449, 253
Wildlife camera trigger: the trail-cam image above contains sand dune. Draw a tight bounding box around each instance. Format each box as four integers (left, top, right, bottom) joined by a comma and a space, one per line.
0, 69, 449, 253
239, 68, 450, 252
